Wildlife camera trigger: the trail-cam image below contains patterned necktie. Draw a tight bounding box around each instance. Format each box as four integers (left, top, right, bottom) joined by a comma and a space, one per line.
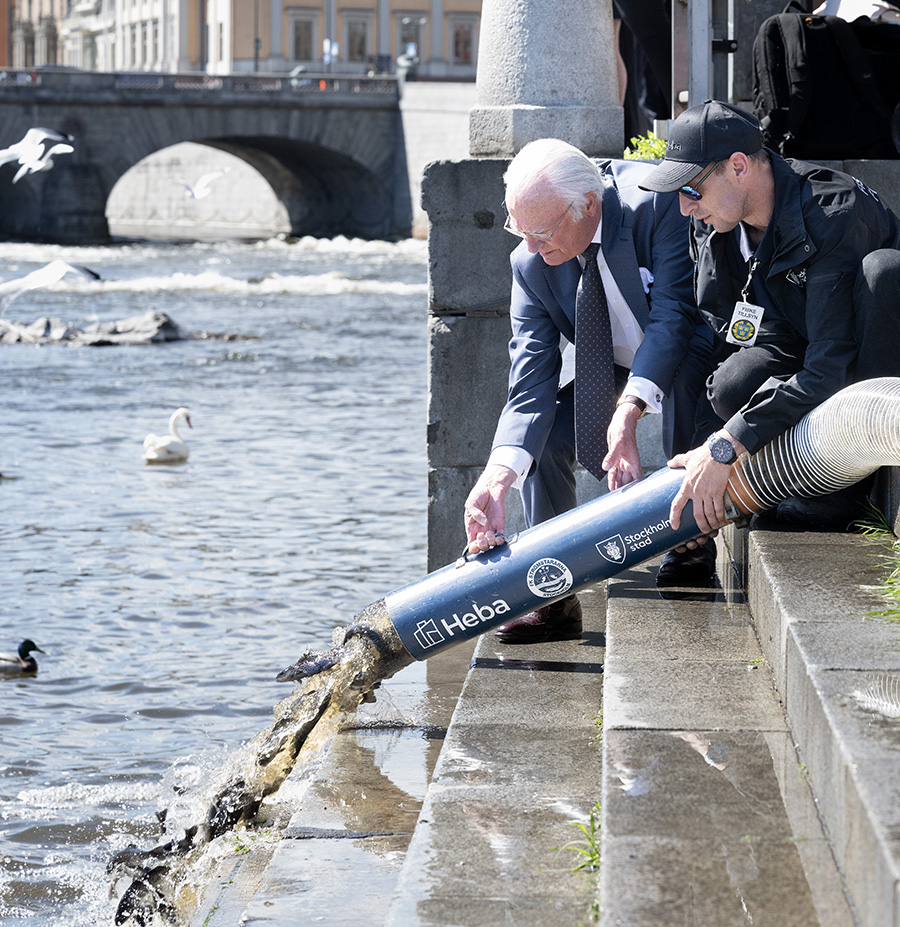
574, 242, 615, 481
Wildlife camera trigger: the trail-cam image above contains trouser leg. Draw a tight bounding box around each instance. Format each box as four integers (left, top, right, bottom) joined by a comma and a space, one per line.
852, 248, 900, 381
520, 383, 577, 528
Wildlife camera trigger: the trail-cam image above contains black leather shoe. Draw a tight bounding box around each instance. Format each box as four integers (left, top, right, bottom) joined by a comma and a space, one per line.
656, 541, 717, 587
775, 488, 870, 532
494, 595, 583, 644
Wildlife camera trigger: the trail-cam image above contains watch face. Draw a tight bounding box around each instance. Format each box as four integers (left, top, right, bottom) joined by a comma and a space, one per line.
709, 436, 736, 464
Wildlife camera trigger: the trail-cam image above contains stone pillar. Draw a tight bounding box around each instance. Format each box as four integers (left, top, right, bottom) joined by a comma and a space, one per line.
469, 0, 623, 157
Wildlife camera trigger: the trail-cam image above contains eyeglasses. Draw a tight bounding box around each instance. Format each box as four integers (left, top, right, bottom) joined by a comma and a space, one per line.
504, 201, 573, 242
679, 161, 721, 201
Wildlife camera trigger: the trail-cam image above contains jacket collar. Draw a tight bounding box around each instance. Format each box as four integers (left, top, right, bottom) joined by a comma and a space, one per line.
765, 152, 817, 274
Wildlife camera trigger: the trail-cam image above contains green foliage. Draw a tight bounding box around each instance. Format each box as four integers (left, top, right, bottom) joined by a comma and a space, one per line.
855, 502, 900, 620
559, 802, 602, 872
624, 131, 667, 160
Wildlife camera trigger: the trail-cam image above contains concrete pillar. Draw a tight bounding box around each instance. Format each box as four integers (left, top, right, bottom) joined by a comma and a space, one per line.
469, 0, 623, 157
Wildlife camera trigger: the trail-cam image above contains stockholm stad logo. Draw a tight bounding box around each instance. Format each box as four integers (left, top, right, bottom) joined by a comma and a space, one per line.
597, 535, 626, 564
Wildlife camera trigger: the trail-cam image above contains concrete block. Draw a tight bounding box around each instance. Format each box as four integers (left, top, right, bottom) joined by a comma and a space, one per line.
843, 161, 900, 217
421, 158, 515, 314
426, 313, 511, 469
745, 529, 888, 698
469, 104, 624, 159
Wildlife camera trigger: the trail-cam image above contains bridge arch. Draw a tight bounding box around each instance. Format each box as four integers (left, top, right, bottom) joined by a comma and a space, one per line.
0, 71, 411, 243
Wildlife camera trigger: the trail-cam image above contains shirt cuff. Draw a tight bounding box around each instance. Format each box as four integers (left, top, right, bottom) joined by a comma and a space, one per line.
487, 446, 534, 491
622, 376, 664, 414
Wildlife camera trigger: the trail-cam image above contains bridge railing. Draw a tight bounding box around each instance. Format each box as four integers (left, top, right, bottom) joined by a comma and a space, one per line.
0, 68, 399, 99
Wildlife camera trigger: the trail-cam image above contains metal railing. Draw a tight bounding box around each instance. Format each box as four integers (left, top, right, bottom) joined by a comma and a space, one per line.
0, 68, 399, 98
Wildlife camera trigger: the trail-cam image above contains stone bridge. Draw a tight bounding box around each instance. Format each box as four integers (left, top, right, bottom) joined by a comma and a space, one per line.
0, 69, 409, 243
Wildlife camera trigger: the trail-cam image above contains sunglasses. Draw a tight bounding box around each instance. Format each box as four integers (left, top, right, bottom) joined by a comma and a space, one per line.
679, 161, 721, 201
504, 201, 573, 242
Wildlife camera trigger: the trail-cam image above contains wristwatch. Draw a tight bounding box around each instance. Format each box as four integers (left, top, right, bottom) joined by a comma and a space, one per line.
616, 395, 647, 417
707, 433, 738, 465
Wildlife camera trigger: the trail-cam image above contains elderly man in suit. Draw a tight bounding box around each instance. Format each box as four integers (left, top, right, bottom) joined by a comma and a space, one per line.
464, 138, 715, 644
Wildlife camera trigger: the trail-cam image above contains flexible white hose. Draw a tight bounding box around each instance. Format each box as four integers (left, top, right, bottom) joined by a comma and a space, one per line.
728, 377, 900, 513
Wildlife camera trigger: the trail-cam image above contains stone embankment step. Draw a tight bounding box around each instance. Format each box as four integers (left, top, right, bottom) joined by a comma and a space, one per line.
601, 543, 857, 926
732, 522, 900, 927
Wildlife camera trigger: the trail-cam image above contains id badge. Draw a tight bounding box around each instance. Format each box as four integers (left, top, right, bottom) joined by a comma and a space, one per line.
725, 301, 764, 347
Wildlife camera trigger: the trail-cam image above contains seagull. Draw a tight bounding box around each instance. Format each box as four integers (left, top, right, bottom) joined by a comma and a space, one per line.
143, 408, 192, 463
0, 260, 101, 342
0, 127, 74, 183
0, 639, 45, 674
0, 260, 101, 316
176, 170, 227, 199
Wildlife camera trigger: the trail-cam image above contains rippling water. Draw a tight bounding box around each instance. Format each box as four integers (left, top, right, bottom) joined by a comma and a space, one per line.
0, 235, 429, 925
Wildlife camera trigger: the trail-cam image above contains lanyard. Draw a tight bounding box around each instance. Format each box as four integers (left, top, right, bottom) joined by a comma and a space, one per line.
741, 258, 760, 303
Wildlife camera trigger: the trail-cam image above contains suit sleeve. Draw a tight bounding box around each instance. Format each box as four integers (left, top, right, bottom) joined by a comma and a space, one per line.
490, 251, 567, 463
628, 191, 710, 394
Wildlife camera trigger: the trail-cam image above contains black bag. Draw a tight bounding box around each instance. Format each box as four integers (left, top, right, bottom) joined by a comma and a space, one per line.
752, 11, 900, 160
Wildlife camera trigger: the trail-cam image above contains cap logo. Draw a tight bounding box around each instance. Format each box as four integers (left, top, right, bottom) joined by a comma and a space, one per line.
667, 142, 682, 152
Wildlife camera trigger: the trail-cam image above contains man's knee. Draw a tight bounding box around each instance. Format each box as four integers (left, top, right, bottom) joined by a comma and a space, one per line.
855, 248, 900, 311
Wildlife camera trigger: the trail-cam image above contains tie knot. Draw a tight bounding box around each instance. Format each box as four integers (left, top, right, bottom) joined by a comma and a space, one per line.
583, 242, 601, 262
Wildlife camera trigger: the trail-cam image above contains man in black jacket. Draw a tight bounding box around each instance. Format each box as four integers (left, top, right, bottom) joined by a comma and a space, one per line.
639, 100, 900, 534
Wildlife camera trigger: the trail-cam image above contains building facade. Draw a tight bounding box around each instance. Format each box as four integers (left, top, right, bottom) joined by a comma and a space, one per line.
10, 0, 480, 79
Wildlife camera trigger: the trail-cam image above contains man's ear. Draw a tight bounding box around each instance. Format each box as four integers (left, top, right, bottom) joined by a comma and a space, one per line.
730, 152, 751, 181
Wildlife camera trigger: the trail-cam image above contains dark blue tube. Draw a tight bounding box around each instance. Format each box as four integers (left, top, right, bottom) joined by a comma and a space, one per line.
386, 466, 701, 660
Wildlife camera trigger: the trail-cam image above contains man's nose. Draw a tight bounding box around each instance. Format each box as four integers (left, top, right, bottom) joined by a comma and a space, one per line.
678, 193, 697, 217
525, 235, 543, 253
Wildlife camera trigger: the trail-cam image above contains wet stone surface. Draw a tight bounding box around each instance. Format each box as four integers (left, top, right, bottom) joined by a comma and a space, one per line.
601, 555, 856, 927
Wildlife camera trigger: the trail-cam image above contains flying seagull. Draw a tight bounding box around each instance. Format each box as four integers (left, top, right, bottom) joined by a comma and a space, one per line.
0, 260, 100, 342
0, 260, 100, 317
176, 170, 227, 199
0, 127, 74, 183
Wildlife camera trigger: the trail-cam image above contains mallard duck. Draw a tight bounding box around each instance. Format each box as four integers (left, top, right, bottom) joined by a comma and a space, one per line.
143, 408, 192, 463
0, 639, 45, 673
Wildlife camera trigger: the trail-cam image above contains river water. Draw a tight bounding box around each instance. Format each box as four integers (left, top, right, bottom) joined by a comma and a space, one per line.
0, 235, 429, 925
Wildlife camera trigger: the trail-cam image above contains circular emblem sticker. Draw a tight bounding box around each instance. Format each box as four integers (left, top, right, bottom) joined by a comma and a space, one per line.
527, 558, 574, 598
730, 318, 756, 343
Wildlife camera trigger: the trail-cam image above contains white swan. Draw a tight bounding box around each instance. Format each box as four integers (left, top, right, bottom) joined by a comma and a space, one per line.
143, 408, 192, 463
0, 639, 45, 674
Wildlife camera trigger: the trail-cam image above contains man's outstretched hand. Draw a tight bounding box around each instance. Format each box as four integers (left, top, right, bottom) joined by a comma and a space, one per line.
464, 464, 518, 554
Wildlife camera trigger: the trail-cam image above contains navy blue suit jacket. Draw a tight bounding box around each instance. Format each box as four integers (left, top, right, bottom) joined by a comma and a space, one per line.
492, 158, 711, 464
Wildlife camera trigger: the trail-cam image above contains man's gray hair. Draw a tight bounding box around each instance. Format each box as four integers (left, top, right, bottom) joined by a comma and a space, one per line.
504, 138, 603, 220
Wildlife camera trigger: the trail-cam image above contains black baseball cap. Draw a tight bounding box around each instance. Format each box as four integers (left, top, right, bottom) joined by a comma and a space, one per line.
639, 100, 763, 193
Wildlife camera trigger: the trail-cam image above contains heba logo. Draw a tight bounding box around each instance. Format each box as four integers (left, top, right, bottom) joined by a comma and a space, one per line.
441, 599, 511, 638
414, 618, 445, 651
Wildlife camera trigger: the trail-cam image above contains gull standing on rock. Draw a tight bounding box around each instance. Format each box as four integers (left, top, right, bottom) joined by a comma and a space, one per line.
0, 639, 46, 674
0, 127, 74, 183
143, 408, 192, 463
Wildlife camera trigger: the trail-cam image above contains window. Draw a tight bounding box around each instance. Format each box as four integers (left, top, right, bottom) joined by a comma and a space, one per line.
293, 18, 313, 61
452, 22, 474, 66
400, 16, 425, 59
346, 18, 368, 63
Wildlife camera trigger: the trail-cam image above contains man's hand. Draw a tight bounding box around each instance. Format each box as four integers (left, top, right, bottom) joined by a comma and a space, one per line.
464, 464, 518, 554
667, 431, 746, 535
602, 401, 644, 491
